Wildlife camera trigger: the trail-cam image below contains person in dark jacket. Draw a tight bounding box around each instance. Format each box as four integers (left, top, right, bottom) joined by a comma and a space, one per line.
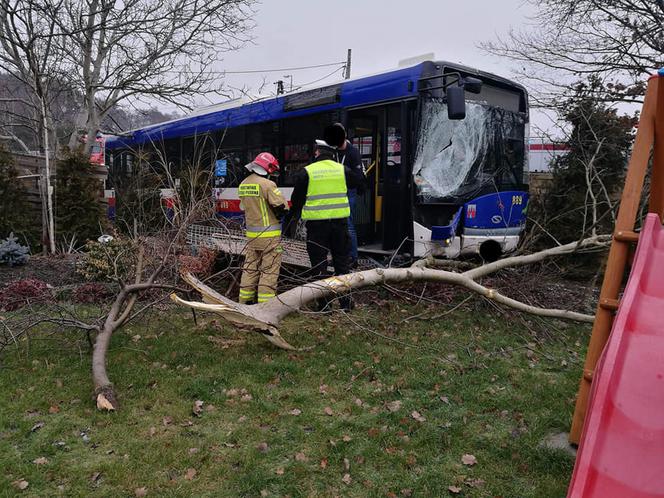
285, 139, 365, 310
324, 123, 364, 267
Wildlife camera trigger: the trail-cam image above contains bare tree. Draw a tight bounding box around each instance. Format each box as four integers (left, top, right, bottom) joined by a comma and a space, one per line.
0, 0, 70, 253
526, 82, 637, 253
50, 0, 255, 148
483, 0, 664, 106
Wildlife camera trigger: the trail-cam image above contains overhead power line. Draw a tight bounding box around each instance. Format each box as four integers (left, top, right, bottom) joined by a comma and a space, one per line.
171, 61, 346, 75
223, 61, 345, 74
292, 66, 347, 90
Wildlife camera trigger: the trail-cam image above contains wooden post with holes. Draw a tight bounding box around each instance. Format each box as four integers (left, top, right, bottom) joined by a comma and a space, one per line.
651, 73, 664, 222
569, 73, 664, 444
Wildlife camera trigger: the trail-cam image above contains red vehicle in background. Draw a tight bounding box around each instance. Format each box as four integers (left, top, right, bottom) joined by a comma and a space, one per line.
90, 133, 105, 167
81, 132, 106, 167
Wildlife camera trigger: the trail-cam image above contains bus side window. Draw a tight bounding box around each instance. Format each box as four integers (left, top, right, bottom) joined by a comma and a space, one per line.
282, 143, 310, 186
217, 149, 246, 188
279, 110, 342, 187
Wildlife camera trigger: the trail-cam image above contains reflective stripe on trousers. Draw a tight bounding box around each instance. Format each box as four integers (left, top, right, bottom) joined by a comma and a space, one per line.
246, 224, 281, 238
257, 292, 275, 303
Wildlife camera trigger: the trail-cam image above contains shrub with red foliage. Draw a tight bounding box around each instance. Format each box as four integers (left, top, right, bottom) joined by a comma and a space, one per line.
72, 282, 112, 304
178, 247, 217, 276
0, 278, 52, 311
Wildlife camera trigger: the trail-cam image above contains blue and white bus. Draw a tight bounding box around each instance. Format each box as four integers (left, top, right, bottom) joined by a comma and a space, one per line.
106, 59, 529, 261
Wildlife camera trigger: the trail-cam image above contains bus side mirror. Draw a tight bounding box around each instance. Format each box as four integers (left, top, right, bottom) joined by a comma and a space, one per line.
445, 77, 483, 120
446, 85, 466, 120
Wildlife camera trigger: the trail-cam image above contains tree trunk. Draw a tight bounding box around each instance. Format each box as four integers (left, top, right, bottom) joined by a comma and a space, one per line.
92, 322, 118, 410
173, 235, 608, 349
91, 290, 130, 411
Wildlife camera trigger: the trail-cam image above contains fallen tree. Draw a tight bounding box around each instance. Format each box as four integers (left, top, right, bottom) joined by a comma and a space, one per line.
0, 229, 609, 412
172, 235, 610, 351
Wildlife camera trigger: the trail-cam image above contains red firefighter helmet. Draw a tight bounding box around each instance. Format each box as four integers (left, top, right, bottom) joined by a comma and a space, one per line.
247, 152, 280, 176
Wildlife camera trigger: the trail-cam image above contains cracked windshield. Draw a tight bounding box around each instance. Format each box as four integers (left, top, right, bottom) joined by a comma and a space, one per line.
413, 99, 526, 203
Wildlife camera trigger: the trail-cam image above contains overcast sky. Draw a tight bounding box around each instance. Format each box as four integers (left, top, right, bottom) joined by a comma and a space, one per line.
185, 0, 554, 133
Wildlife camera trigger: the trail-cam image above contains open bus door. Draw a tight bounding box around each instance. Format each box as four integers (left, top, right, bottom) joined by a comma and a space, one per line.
347, 110, 383, 251
349, 111, 380, 246
348, 102, 411, 257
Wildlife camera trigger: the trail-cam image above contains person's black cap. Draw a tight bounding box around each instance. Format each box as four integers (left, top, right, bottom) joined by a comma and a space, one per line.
323, 123, 346, 148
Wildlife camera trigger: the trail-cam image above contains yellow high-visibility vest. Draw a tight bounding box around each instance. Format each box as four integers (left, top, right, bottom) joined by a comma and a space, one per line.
302, 160, 350, 220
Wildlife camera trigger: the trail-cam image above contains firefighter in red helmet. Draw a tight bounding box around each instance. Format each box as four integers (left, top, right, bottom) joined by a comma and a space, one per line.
237, 152, 289, 304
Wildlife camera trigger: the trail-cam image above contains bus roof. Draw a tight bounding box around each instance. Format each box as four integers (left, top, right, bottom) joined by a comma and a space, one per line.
106, 60, 525, 150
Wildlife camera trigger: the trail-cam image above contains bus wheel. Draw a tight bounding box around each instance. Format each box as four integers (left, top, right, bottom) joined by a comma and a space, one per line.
479, 240, 502, 262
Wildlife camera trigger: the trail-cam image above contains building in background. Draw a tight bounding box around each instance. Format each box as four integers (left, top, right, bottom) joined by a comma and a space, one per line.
528, 137, 569, 196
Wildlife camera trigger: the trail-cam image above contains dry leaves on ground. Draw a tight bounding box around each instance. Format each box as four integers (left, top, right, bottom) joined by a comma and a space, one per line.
184, 468, 197, 480
342, 473, 352, 485
192, 400, 204, 417
386, 400, 402, 412
411, 410, 426, 423
289, 408, 302, 416
448, 485, 462, 494
256, 442, 269, 453
134, 487, 148, 497
461, 453, 477, 466
12, 479, 29, 490
32, 457, 48, 465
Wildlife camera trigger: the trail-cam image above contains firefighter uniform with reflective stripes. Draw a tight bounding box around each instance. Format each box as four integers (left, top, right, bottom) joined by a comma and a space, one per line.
238, 173, 288, 304
286, 154, 365, 310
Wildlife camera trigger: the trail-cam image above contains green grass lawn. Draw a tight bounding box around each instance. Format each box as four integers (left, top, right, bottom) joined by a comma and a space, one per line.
0, 299, 587, 497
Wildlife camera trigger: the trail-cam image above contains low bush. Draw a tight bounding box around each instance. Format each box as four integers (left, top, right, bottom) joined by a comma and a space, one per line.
178, 247, 217, 276
77, 237, 137, 282
0, 278, 51, 311
72, 282, 112, 304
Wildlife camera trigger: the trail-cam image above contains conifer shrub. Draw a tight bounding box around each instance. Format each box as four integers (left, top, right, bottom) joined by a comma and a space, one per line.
0, 233, 30, 267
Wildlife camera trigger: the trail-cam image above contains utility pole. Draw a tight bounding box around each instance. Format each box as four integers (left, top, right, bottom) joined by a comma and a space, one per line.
345, 49, 352, 79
